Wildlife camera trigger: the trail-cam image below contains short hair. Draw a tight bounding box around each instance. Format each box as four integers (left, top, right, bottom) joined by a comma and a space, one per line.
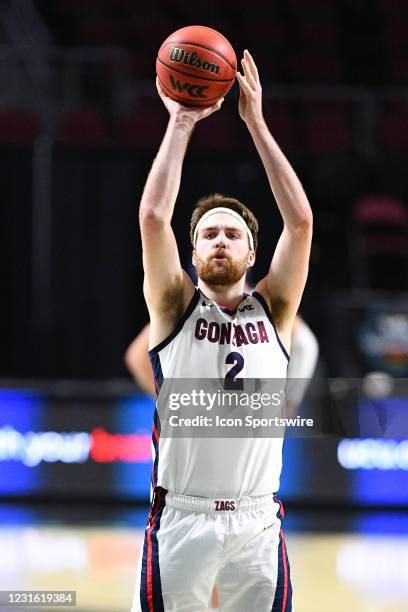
190, 193, 259, 251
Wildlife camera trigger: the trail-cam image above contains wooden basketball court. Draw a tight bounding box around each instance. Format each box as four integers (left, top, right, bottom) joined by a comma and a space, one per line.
1, 509, 406, 612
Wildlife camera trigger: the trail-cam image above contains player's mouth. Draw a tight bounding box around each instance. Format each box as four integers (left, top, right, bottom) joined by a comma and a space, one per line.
212, 252, 228, 262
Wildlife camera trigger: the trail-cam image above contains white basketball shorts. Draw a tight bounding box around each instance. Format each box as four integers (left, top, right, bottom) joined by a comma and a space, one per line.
131, 487, 293, 611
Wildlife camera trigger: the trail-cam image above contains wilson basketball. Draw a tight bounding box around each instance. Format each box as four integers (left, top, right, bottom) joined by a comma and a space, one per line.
156, 26, 237, 107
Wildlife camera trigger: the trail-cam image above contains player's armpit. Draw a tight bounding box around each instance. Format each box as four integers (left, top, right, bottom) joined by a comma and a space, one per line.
144, 273, 192, 321
255, 223, 312, 335
143, 269, 195, 350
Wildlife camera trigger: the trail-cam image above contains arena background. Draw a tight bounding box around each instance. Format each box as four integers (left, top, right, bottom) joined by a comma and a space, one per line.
1, 1, 408, 610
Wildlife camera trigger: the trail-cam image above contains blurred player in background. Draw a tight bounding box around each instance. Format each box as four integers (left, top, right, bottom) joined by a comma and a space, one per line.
285, 315, 319, 417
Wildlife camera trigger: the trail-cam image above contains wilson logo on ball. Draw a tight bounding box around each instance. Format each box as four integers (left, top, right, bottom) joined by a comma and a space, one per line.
169, 47, 221, 75
169, 75, 209, 98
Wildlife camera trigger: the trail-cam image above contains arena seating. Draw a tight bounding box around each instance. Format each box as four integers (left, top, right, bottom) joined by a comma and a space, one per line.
301, 100, 354, 153
114, 109, 166, 149
349, 194, 408, 288
18, 0, 408, 154
58, 110, 109, 145
378, 100, 408, 152
0, 111, 40, 144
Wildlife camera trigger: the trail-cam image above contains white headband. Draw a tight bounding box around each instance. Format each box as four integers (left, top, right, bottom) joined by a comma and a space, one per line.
193, 207, 254, 251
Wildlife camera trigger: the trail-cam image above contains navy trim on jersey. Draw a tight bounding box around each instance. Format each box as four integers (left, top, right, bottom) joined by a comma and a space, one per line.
271, 496, 292, 611
251, 291, 290, 362
286, 547, 293, 611
148, 289, 201, 357
149, 355, 163, 489
273, 494, 285, 520
152, 408, 160, 489
140, 487, 167, 611
271, 529, 292, 611
150, 353, 164, 391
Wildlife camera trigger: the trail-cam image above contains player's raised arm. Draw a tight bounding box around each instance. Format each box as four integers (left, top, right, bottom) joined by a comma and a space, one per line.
139, 80, 224, 343
237, 50, 313, 350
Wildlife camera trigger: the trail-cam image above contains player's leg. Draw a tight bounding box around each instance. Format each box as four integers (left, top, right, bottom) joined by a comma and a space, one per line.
216, 510, 293, 611
132, 491, 220, 611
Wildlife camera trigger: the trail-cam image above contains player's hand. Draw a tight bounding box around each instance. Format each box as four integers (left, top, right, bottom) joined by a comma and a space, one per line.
156, 78, 224, 124
236, 50, 263, 126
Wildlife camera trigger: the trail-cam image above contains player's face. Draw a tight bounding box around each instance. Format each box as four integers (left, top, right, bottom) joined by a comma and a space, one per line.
193, 213, 255, 286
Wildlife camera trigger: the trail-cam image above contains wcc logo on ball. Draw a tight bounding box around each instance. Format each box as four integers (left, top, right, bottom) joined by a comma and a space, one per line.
169, 75, 209, 99
169, 46, 221, 75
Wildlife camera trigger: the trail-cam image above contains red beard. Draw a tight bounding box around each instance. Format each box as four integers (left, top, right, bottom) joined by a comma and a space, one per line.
195, 252, 249, 286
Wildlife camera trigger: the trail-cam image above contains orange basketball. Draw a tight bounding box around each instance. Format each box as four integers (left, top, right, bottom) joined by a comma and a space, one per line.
156, 25, 237, 107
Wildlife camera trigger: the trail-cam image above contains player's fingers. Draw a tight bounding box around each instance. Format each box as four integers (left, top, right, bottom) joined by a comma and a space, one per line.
244, 49, 259, 82
202, 97, 224, 118
244, 52, 260, 87
236, 71, 250, 94
241, 58, 257, 89
215, 97, 225, 110
240, 58, 251, 81
156, 77, 166, 98
236, 71, 252, 95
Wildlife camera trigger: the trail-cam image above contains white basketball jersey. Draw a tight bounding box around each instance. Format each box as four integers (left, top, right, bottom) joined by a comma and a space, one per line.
149, 288, 289, 498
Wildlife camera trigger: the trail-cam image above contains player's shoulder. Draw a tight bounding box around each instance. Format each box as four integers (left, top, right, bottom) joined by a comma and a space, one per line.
253, 279, 294, 353
253, 278, 289, 322
252, 279, 272, 311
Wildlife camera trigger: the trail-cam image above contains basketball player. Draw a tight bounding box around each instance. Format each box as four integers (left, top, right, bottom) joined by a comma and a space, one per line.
132, 50, 313, 611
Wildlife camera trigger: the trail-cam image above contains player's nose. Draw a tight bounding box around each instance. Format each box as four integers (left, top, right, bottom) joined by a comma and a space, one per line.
213, 231, 227, 248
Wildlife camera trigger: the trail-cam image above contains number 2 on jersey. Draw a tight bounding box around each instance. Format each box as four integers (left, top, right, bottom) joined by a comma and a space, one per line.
225, 352, 244, 390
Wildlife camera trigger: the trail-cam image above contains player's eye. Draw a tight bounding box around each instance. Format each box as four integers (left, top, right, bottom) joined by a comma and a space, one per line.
205, 232, 216, 239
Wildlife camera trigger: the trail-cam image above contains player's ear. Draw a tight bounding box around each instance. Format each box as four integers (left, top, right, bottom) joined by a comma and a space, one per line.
192, 249, 197, 267
248, 250, 256, 268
